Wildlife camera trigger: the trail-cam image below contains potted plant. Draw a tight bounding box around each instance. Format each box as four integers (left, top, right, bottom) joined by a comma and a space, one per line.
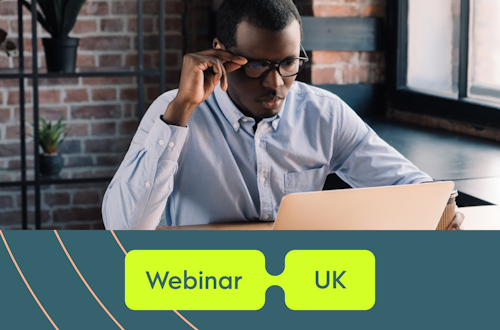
23, 0, 87, 73
28, 115, 72, 176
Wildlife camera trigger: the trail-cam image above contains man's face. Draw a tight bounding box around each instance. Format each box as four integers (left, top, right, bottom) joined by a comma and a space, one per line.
224, 19, 302, 120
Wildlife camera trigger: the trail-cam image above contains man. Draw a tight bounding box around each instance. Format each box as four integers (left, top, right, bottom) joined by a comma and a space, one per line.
102, 0, 463, 230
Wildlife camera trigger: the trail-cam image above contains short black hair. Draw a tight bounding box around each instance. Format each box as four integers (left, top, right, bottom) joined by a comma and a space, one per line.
216, 0, 303, 49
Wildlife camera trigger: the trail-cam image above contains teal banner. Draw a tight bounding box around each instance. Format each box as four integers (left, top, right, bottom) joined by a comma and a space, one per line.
0, 230, 498, 329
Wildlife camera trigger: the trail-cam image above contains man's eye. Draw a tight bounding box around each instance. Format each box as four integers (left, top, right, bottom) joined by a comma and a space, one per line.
281, 60, 296, 67
246, 62, 265, 69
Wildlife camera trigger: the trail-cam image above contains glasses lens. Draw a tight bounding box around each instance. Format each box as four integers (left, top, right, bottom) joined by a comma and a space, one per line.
244, 61, 271, 78
279, 59, 303, 77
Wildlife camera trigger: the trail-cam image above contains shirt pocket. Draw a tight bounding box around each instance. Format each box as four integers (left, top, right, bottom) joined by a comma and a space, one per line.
284, 165, 328, 195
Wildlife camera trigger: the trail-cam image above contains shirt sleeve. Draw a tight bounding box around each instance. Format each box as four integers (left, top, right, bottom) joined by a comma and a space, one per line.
332, 99, 432, 188
102, 92, 188, 230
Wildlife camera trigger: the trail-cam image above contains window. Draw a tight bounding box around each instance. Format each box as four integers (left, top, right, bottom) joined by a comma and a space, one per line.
388, 0, 500, 128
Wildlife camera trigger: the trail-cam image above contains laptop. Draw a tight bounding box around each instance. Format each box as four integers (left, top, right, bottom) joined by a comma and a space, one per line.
273, 181, 454, 230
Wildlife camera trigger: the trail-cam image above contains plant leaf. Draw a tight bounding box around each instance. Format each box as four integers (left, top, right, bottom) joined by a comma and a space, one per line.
61, 0, 87, 37
21, 1, 55, 36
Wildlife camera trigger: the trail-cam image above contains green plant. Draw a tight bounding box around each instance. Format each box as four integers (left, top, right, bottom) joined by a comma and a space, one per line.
27, 115, 72, 155
22, 0, 87, 38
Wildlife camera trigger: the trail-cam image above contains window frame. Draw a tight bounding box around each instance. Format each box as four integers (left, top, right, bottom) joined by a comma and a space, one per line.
387, 0, 500, 129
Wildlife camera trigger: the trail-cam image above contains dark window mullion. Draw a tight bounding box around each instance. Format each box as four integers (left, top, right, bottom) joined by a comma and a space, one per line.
396, 0, 409, 89
458, 0, 471, 99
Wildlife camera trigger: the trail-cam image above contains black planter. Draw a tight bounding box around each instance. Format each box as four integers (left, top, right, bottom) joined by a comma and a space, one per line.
42, 38, 79, 73
40, 154, 64, 176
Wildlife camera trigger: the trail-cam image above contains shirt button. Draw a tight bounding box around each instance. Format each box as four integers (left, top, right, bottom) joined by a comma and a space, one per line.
158, 140, 165, 145
145, 181, 151, 187
242, 118, 248, 122
264, 214, 270, 220
256, 138, 261, 144
168, 142, 174, 148
260, 177, 265, 183
233, 123, 238, 129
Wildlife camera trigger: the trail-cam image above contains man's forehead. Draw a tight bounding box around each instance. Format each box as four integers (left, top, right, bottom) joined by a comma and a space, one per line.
232, 19, 301, 60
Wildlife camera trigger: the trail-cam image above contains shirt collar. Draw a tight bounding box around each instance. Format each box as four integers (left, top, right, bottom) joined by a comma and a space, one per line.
213, 83, 285, 132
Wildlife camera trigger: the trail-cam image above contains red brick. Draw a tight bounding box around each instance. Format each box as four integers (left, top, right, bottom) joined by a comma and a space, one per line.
144, 0, 160, 14
64, 224, 92, 230
119, 120, 139, 135
10, 19, 32, 34
0, 195, 14, 209
0, 19, 9, 31
72, 20, 97, 34
8, 158, 34, 169
82, 76, 134, 85
22, 37, 43, 52
16, 193, 35, 208
85, 138, 131, 153
127, 17, 154, 32
96, 155, 123, 166
66, 123, 89, 137
124, 53, 153, 67
0, 108, 10, 122
44, 192, 70, 206
0, 90, 3, 104
343, 64, 370, 84
5, 125, 21, 139
0, 56, 9, 67
0, 1, 18, 15
53, 207, 102, 222
361, 5, 385, 18
81, 2, 109, 16
165, 17, 183, 32
0, 143, 21, 157
165, 1, 184, 15
15, 106, 68, 121
8, 90, 32, 105
0, 79, 19, 87
80, 36, 131, 51
112, 1, 137, 14
74, 191, 100, 204
146, 86, 160, 101
30, 78, 79, 86
65, 89, 89, 103
66, 156, 92, 166
120, 88, 138, 101
313, 5, 359, 17
76, 55, 96, 67
101, 18, 124, 32
39, 90, 61, 104
312, 51, 357, 64
91, 122, 116, 136
92, 88, 117, 101
71, 105, 121, 119
311, 67, 342, 85
99, 54, 122, 67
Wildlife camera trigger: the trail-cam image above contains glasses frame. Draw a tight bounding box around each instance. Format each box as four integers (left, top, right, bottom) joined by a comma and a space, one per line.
239, 44, 309, 79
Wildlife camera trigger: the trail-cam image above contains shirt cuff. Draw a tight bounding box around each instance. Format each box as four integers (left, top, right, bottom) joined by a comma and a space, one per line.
144, 115, 188, 162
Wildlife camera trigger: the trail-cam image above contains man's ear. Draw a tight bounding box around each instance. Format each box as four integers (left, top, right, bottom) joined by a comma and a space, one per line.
213, 38, 225, 50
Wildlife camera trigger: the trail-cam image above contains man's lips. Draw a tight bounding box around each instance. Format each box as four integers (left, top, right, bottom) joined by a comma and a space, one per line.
259, 96, 284, 109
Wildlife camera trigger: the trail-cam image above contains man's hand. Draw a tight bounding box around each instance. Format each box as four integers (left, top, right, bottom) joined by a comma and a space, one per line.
163, 49, 247, 127
446, 212, 465, 230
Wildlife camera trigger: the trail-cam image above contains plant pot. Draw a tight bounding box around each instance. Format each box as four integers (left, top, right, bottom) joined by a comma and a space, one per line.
40, 154, 64, 176
42, 38, 79, 73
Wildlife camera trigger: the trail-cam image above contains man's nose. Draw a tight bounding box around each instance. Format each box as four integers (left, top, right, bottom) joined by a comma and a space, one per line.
262, 66, 284, 90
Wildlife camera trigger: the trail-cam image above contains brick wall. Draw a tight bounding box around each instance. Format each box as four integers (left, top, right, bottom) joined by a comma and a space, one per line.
295, 0, 386, 85
0, 0, 184, 229
0, 0, 387, 230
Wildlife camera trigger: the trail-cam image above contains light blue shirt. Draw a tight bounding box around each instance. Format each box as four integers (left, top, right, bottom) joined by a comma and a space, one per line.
102, 82, 431, 229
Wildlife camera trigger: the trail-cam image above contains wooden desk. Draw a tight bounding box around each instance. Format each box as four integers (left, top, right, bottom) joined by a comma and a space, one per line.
157, 222, 274, 230
157, 206, 500, 230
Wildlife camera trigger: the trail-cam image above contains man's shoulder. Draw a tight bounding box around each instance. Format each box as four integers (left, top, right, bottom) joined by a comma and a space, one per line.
289, 81, 343, 103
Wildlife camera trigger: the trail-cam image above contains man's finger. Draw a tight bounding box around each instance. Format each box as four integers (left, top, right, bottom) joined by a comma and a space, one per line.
447, 212, 465, 230
197, 49, 247, 65
224, 61, 244, 74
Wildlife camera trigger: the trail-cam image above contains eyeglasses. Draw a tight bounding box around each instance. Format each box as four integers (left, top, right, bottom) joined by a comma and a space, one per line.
240, 44, 309, 79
